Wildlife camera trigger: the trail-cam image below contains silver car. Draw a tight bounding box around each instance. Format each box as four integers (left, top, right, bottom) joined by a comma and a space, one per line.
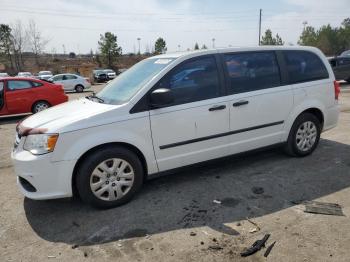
17, 72, 33, 77
38, 71, 53, 81
50, 73, 91, 93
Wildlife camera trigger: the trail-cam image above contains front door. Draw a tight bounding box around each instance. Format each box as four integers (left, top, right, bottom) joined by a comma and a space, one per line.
0, 81, 7, 115
221, 51, 294, 154
149, 55, 230, 171
5, 80, 36, 114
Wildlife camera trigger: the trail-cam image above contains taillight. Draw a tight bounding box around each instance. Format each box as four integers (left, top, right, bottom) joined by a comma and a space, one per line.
334, 81, 340, 100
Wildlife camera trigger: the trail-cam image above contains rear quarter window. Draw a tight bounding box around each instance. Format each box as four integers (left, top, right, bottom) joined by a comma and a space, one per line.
283, 50, 329, 84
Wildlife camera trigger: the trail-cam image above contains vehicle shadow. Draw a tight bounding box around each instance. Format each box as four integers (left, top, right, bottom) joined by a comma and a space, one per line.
0, 114, 29, 125
24, 138, 350, 246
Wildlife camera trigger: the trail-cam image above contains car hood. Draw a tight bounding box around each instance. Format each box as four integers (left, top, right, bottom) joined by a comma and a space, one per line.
20, 98, 123, 133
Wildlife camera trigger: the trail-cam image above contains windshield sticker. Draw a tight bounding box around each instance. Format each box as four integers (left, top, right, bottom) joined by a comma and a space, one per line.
154, 59, 172, 64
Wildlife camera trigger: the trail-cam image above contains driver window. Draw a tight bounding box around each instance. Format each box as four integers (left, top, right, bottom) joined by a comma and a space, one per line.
157, 56, 221, 106
0, 82, 3, 108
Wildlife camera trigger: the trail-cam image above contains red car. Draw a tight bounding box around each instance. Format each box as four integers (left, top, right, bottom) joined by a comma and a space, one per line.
0, 77, 68, 116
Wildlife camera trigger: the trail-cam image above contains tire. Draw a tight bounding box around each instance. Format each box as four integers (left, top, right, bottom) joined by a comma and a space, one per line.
75, 146, 144, 209
32, 101, 50, 113
75, 85, 84, 93
284, 113, 321, 157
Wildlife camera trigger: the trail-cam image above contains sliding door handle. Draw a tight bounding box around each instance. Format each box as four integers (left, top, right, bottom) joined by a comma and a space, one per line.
233, 100, 249, 107
209, 105, 226, 111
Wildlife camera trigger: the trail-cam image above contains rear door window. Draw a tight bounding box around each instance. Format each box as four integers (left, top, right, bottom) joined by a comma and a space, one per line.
7, 80, 33, 91
66, 75, 77, 80
283, 50, 329, 84
224, 51, 281, 94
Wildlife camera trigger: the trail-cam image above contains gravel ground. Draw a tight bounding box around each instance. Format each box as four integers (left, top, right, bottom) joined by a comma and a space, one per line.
0, 84, 350, 262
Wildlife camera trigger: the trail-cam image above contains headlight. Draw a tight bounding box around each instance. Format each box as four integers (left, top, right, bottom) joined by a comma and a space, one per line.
23, 134, 59, 155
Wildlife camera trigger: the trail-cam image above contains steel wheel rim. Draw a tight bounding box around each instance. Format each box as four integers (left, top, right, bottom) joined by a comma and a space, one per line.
296, 121, 317, 152
35, 103, 48, 112
90, 158, 135, 201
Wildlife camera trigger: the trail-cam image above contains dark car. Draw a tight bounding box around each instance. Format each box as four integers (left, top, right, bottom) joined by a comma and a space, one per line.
93, 70, 108, 83
329, 56, 350, 83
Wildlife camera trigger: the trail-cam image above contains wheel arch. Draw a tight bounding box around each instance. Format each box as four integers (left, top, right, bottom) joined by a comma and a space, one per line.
71, 142, 148, 197
282, 101, 325, 142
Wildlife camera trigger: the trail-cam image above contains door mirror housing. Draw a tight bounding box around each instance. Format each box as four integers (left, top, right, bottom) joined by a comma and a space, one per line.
150, 88, 174, 108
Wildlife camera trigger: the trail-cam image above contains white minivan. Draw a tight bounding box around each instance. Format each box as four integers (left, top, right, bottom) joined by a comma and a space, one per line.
12, 47, 340, 208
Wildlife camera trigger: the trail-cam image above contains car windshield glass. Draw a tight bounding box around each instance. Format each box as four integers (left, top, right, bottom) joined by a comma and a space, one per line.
105, 70, 114, 73
96, 58, 174, 105
341, 50, 350, 57
39, 71, 52, 75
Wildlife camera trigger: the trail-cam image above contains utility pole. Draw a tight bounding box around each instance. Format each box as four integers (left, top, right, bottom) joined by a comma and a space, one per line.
258, 9, 262, 46
302, 21, 308, 31
137, 37, 141, 55
62, 44, 66, 55
212, 38, 215, 48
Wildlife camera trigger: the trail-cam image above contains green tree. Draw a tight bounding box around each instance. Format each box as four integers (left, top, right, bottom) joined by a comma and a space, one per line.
98, 32, 122, 67
194, 43, 199, 50
298, 26, 318, 46
260, 29, 284, 45
298, 18, 350, 56
0, 24, 13, 68
201, 44, 208, 49
154, 37, 166, 54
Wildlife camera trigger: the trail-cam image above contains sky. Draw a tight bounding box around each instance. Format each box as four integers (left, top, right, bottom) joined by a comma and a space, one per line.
0, 0, 349, 54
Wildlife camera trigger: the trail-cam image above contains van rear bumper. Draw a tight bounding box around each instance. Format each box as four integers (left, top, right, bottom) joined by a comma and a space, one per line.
323, 104, 340, 132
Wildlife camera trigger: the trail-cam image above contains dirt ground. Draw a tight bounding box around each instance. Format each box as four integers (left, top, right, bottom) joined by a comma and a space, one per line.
0, 83, 350, 262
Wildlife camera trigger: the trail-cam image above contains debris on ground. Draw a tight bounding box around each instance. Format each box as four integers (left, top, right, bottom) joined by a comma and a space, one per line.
47, 255, 56, 258
236, 222, 241, 226
264, 241, 276, 257
202, 230, 210, 236
304, 201, 345, 216
240, 234, 270, 257
249, 228, 259, 234
252, 187, 264, 195
71, 244, 79, 249
208, 245, 223, 250
213, 199, 221, 204
246, 217, 261, 233
190, 232, 197, 236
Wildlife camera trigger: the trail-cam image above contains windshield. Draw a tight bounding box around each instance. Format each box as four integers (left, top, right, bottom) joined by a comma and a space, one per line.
341, 50, 350, 57
104, 69, 114, 73
96, 57, 174, 105
39, 71, 52, 75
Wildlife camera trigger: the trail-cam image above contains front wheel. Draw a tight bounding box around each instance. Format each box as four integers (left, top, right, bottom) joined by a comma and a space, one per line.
75, 85, 84, 93
284, 113, 321, 157
76, 147, 144, 209
32, 101, 50, 113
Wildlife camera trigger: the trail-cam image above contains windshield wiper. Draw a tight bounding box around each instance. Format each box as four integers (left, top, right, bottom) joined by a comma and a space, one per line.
86, 93, 105, 103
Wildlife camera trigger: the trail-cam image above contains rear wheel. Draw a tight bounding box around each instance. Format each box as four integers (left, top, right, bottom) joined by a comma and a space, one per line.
76, 146, 144, 209
284, 113, 321, 157
75, 85, 84, 93
32, 101, 50, 113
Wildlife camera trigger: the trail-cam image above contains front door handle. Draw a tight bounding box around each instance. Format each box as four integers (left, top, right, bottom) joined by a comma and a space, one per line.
232, 100, 249, 107
209, 105, 226, 111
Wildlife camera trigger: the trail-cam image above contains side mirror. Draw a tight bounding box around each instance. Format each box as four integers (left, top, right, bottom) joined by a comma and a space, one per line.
150, 88, 174, 108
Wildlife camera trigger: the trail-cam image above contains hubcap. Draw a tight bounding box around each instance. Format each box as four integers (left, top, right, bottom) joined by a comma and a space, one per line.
90, 158, 134, 201
295, 121, 317, 152
35, 103, 48, 112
